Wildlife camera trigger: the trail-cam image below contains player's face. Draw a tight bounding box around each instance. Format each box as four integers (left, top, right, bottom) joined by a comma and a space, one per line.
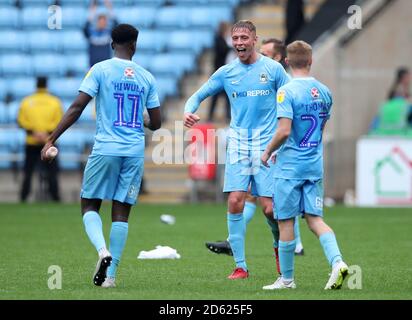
260, 43, 275, 59
232, 28, 257, 63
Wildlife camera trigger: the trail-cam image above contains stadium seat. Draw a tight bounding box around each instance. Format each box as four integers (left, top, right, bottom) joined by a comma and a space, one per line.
166, 30, 203, 54
0, 54, 32, 76
156, 7, 190, 29
21, 7, 50, 29
150, 53, 195, 77
61, 30, 88, 52
78, 102, 96, 123
9, 78, 36, 101
32, 54, 66, 76
65, 53, 89, 76
116, 7, 157, 28
27, 30, 61, 53
0, 102, 8, 124
188, 7, 234, 29
61, 6, 88, 28
157, 76, 178, 98
0, 7, 20, 29
48, 77, 82, 99
132, 53, 152, 70
20, 0, 55, 6
0, 79, 5, 101
6, 101, 20, 124
136, 30, 166, 53
0, 128, 13, 169
58, 129, 86, 170
0, 31, 26, 53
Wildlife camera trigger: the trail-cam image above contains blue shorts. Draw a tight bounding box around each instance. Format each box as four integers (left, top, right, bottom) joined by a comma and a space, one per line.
81, 154, 144, 205
223, 149, 274, 197
273, 178, 324, 220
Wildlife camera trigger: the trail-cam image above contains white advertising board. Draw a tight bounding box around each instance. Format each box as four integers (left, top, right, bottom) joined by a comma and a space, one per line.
356, 136, 412, 206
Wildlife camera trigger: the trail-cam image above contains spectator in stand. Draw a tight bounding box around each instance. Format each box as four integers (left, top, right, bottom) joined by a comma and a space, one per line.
285, 0, 305, 45
208, 22, 232, 123
84, 0, 118, 67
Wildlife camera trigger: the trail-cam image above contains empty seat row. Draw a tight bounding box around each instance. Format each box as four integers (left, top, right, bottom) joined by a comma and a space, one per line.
0, 5, 233, 29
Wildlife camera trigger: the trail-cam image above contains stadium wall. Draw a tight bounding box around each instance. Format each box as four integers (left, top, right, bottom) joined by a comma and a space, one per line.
311, 0, 411, 200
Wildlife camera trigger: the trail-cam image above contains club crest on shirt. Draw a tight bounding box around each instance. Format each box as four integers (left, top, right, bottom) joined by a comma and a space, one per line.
311, 87, 320, 99
259, 73, 268, 83
124, 67, 135, 78
277, 89, 285, 103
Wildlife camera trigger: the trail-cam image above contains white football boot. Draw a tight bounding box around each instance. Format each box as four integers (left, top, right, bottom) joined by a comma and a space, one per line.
324, 261, 349, 290
263, 277, 296, 290
93, 248, 112, 286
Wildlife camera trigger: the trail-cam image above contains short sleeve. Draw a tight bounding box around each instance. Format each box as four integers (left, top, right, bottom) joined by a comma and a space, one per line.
276, 87, 293, 120
146, 74, 160, 109
79, 64, 101, 98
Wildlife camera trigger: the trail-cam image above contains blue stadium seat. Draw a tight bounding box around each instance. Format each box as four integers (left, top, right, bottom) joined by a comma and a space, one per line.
21, 7, 51, 29
136, 30, 165, 53
0, 54, 32, 76
32, 54, 66, 76
27, 30, 61, 53
0, 79, 5, 101
0, 31, 26, 53
166, 30, 203, 54
156, 7, 189, 29
0, 7, 20, 29
48, 77, 82, 99
6, 101, 20, 124
150, 53, 195, 77
0, 0, 17, 5
0, 102, 8, 124
188, 6, 233, 29
156, 76, 178, 97
0, 128, 12, 169
9, 78, 36, 100
61, 30, 88, 52
132, 53, 151, 70
65, 53, 89, 76
0, 127, 26, 169
116, 7, 157, 28
78, 102, 95, 123
58, 129, 85, 170
20, 0, 55, 6
61, 6, 87, 28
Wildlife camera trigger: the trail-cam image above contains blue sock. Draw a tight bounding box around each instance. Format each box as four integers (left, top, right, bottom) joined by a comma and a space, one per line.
243, 201, 256, 226
279, 239, 296, 280
294, 217, 302, 246
319, 232, 343, 267
107, 222, 129, 278
266, 217, 279, 249
227, 213, 247, 271
83, 211, 106, 252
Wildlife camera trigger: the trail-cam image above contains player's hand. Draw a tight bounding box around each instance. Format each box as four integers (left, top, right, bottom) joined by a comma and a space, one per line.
261, 151, 271, 168
183, 113, 200, 128
143, 113, 150, 128
270, 152, 277, 164
41, 141, 55, 162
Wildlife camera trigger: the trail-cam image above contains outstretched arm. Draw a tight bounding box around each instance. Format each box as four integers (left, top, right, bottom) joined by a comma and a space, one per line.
41, 92, 92, 161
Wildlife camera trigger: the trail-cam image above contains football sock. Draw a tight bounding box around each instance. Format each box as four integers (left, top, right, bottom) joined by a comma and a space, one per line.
82, 211, 106, 252
319, 232, 343, 267
279, 239, 296, 280
107, 222, 129, 278
227, 213, 247, 271
294, 217, 303, 249
243, 201, 257, 226
266, 217, 280, 249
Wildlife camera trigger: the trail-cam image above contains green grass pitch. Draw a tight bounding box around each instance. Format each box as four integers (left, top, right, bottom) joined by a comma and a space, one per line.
0, 203, 411, 300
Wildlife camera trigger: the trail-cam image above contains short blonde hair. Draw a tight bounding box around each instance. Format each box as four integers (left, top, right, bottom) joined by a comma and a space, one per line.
231, 20, 256, 34
286, 40, 312, 69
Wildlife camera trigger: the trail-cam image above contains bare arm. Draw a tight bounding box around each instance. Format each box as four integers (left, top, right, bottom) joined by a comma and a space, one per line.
261, 118, 292, 167
144, 107, 161, 131
41, 92, 92, 161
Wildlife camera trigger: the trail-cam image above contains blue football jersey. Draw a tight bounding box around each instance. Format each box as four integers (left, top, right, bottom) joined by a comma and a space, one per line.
79, 57, 160, 157
185, 55, 289, 151
274, 77, 333, 179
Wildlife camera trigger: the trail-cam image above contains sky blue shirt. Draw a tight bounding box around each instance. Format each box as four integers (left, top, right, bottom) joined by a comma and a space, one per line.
274, 77, 333, 179
185, 55, 289, 151
79, 57, 160, 157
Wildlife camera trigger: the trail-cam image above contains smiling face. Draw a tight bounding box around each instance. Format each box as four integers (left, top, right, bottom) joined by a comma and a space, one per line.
231, 27, 258, 64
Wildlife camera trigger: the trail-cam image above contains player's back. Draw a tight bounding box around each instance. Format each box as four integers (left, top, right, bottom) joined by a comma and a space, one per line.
274, 77, 332, 180
80, 57, 159, 157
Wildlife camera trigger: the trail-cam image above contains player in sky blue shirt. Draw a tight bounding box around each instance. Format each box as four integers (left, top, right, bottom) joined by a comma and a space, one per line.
184, 21, 289, 280
41, 24, 161, 288
261, 40, 348, 290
